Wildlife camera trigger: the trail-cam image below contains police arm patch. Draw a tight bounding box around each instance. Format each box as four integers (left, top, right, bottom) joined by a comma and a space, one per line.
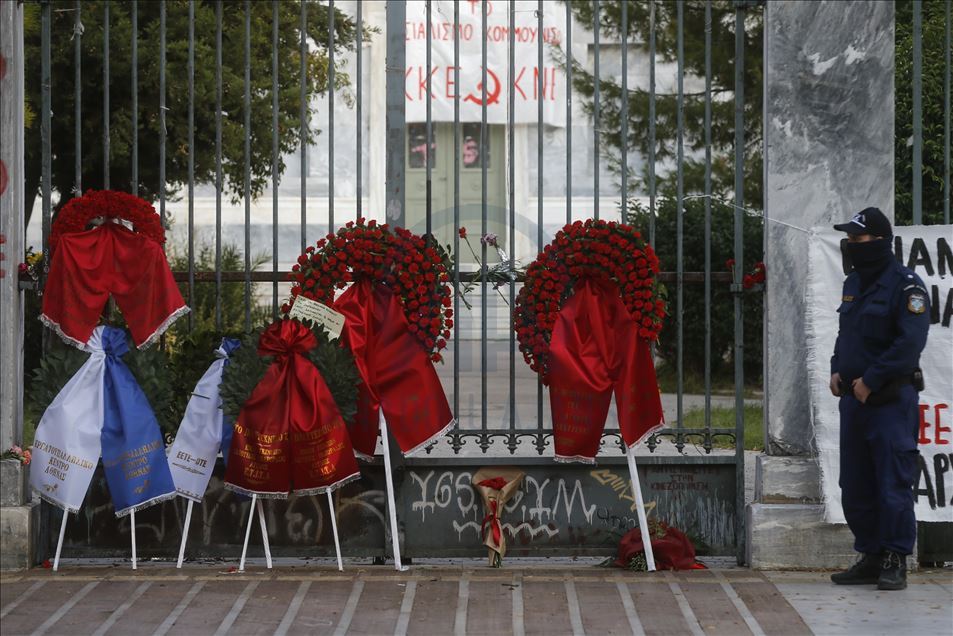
907, 292, 927, 314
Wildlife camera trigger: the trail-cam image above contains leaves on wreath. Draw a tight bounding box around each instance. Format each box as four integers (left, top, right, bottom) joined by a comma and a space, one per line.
26, 336, 180, 439
219, 320, 360, 427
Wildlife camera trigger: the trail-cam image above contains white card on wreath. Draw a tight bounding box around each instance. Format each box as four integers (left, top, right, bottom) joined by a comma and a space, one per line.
289, 295, 346, 340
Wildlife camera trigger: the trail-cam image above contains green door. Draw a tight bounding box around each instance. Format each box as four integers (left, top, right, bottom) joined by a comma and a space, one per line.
405, 122, 506, 267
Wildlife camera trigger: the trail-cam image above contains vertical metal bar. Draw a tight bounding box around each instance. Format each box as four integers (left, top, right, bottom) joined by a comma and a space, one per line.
188, 0, 195, 332
328, 0, 335, 234
272, 0, 280, 320
159, 1, 166, 226
301, 1, 308, 252
733, 2, 747, 567
426, 0, 433, 236
704, 0, 713, 446
675, 1, 684, 451
508, 0, 516, 450
566, 2, 571, 225
648, 1, 656, 248
103, 1, 110, 189
945, 0, 951, 225
385, 1, 406, 229
216, 0, 223, 330
452, 0, 461, 450
74, 1, 81, 195
356, 0, 363, 220
536, 0, 544, 452
131, 1, 138, 195
913, 0, 923, 225
592, 0, 599, 220
41, 0, 51, 286
244, 0, 252, 332
481, 0, 488, 446
621, 0, 628, 218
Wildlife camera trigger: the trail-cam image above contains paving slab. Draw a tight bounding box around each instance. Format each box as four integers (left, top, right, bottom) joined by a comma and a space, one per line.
1, 563, 950, 635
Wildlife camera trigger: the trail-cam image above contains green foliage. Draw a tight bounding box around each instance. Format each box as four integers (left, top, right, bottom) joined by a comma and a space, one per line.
219, 321, 360, 428
626, 196, 763, 382
895, 0, 950, 225
168, 241, 272, 336
561, 0, 764, 208
22, 0, 366, 223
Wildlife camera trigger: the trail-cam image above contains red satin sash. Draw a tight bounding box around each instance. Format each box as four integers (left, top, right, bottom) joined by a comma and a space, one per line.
548, 278, 663, 462
224, 320, 361, 496
334, 280, 454, 458
41, 223, 187, 349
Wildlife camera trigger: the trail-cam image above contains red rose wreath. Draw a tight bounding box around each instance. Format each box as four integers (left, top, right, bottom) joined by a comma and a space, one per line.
284, 219, 455, 458
40, 190, 187, 350
514, 219, 666, 462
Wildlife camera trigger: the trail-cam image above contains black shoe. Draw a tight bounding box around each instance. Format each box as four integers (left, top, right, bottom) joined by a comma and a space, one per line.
831, 553, 882, 585
877, 551, 907, 590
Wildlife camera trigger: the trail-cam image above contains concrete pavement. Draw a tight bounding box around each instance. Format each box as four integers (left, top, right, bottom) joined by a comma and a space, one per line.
2, 560, 950, 635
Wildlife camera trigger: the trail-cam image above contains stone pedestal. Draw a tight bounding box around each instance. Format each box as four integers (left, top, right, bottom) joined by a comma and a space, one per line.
751, 0, 895, 568
0, 460, 39, 570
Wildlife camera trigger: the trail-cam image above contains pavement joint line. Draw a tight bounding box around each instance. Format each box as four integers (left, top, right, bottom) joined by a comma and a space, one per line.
615, 580, 646, 636
91, 580, 152, 636
664, 572, 706, 636
153, 580, 206, 636
393, 579, 417, 636
454, 574, 470, 636
511, 574, 525, 636
564, 578, 586, 636
0, 580, 45, 619
712, 571, 765, 636
33, 580, 98, 636
274, 580, 311, 636
214, 580, 260, 636
333, 579, 364, 636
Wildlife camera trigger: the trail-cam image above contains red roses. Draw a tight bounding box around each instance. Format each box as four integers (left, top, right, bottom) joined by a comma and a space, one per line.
284, 218, 454, 362
49, 190, 166, 255
514, 219, 666, 378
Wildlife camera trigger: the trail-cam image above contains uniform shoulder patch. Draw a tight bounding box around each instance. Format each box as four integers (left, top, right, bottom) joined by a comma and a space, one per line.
907, 292, 927, 314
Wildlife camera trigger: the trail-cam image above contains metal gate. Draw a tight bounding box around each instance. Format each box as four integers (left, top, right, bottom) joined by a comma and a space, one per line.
20, 0, 762, 564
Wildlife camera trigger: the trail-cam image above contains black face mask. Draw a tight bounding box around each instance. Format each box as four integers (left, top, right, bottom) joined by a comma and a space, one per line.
846, 238, 893, 288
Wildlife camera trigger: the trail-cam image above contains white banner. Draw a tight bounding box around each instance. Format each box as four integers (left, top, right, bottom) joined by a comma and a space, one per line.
405, 0, 567, 125
30, 333, 106, 513
808, 225, 953, 523
168, 342, 234, 502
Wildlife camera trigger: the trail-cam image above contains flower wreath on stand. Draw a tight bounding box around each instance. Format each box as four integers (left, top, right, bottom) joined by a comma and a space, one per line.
283, 219, 454, 363
284, 219, 456, 460
514, 218, 667, 463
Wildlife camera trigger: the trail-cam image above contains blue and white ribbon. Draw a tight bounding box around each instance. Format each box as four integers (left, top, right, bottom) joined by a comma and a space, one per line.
168, 338, 240, 501
31, 326, 177, 517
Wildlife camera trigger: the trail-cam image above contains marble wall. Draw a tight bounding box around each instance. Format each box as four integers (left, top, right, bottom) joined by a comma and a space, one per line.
764, 1, 895, 455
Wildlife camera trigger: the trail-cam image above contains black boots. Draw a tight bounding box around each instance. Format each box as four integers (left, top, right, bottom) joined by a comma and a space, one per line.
830, 552, 908, 590
877, 551, 907, 591
831, 553, 881, 585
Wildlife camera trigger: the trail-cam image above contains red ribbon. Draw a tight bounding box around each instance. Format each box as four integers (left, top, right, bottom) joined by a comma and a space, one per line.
224, 320, 361, 496
41, 223, 186, 348
334, 280, 454, 458
481, 499, 502, 547
548, 278, 663, 462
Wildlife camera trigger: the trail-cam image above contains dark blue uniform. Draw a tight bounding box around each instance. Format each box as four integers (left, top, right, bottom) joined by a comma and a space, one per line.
831, 259, 930, 556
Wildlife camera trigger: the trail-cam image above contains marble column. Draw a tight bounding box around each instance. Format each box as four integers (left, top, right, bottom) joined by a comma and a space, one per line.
750, 0, 895, 568
0, 1, 39, 571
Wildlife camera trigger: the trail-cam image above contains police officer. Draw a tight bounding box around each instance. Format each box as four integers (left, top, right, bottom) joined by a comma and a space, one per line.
829, 207, 930, 591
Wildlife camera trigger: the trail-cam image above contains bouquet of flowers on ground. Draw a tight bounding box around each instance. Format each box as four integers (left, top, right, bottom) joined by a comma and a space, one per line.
613, 518, 707, 571
472, 467, 524, 567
